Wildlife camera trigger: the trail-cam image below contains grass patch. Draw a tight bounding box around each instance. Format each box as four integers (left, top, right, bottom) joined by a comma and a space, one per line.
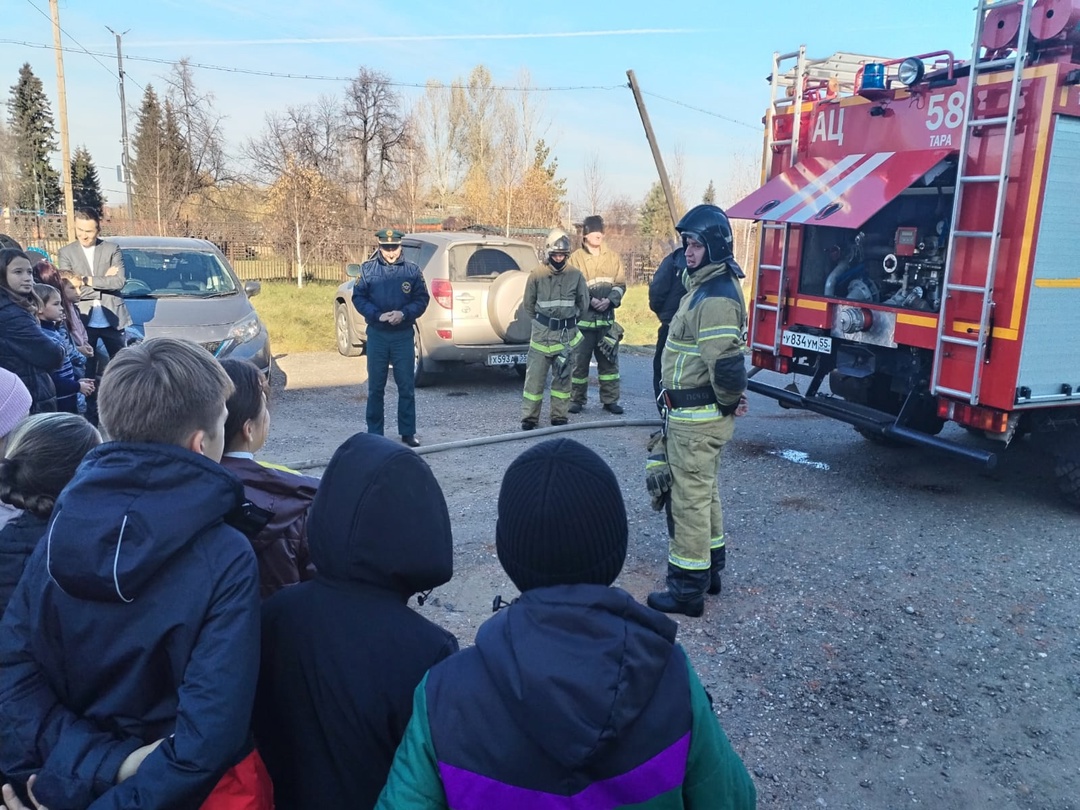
252, 281, 670, 356
618, 285, 661, 348
251, 281, 341, 355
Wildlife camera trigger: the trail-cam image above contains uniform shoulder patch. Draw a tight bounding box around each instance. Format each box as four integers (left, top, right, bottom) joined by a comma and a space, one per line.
401, 280, 412, 294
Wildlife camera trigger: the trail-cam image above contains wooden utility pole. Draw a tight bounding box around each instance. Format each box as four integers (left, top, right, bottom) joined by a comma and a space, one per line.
626, 70, 679, 230
49, 0, 75, 239
107, 27, 135, 222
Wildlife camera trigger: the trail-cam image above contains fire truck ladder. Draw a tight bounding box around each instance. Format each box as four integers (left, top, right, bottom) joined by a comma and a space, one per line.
931, 0, 1034, 404
751, 46, 806, 354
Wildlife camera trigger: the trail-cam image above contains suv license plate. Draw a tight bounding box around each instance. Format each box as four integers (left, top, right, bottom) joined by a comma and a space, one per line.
781, 330, 833, 354
487, 352, 529, 366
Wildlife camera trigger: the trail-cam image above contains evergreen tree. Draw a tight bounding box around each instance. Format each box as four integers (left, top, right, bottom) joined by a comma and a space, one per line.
71, 145, 104, 218
640, 182, 679, 263
517, 139, 565, 226
703, 179, 716, 205
130, 85, 192, 233
639, 182, 675, 239
7, 63, 62, 213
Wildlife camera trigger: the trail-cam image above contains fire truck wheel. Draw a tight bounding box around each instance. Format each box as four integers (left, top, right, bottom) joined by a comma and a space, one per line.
1053, 457, 1080, 507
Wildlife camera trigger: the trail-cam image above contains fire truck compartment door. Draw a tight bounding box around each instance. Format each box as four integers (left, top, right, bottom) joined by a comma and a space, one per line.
727, 149, 953, 228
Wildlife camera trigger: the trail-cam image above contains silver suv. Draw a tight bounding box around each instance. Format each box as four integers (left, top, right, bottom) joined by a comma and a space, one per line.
334, 232, 536, 385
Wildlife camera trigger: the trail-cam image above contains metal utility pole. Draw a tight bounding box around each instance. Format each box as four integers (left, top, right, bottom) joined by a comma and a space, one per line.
107, 27, 134, 222
626, 69, 679, 230
49, 0, 75, 239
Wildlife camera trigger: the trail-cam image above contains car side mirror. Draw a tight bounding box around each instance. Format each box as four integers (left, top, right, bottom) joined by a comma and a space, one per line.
244, 280, 261, 298
346, 263, 362, 278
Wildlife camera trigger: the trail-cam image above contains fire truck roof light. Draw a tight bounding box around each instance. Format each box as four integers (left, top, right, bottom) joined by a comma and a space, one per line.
898, 57, 925, 86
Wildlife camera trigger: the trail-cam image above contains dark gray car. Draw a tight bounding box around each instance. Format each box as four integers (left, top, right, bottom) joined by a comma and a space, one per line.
114, 236, 271, 375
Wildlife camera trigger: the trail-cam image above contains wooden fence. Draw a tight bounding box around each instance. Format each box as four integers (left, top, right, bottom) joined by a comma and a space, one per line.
2, 212, 661, 286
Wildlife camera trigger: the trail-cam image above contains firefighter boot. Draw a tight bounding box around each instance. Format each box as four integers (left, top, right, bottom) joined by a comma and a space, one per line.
647, 564, 707, 618
708, 546, 726, 596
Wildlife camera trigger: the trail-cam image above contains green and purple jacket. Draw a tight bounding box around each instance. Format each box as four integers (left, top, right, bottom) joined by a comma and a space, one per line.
375, 584, 756, 809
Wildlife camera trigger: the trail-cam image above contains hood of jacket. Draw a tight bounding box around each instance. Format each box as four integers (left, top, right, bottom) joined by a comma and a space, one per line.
475, 584, 679, 770
46, 442, 245, 602
219, 455, 318, 553
307, 432, 452, 596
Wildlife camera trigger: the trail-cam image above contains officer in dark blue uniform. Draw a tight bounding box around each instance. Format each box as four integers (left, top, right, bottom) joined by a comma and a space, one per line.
352, 228, 430, 447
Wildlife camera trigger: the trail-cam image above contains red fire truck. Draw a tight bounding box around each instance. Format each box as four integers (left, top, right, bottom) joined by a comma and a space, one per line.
729, 0, 1080, 501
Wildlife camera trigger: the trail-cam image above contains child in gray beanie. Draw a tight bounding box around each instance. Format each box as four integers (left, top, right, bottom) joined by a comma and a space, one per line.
376, 438, 756, 809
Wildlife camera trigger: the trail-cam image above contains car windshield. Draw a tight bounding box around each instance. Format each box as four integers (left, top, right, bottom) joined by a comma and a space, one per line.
119, 248, 239, 297
448, 243, 537, 281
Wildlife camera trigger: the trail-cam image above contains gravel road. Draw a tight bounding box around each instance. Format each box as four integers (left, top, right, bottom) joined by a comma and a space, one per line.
264, 349, 1080, 810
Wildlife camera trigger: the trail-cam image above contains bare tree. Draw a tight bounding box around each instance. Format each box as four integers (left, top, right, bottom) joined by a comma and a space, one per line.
605, 194, 638, 230
670, 143, 688, 220
582, 151, 607, 216
723, 148, 763, 273
458, 65, 498, 172
246, 99, 343, 180
245, 102, 350, 281
415, 80, 465, 214
493, 95, 523, 236
165, 59, 229, 196
342, 67, 408, 225
392, 117, 427, 230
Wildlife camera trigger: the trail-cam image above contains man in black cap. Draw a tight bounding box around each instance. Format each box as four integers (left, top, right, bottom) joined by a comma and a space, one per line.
375, 438, 757, 810
351, 228, 430, 447
568, 215, 626, 415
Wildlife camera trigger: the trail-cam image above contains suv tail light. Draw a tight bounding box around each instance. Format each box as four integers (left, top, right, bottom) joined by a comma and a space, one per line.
431, 279, 453, 309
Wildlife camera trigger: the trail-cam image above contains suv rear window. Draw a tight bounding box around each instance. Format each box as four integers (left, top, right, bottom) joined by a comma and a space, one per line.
402, 241, 437, 269
448, 244, 537, 281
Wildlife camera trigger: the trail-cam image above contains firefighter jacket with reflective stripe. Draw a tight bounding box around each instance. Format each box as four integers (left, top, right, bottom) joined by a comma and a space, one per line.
661, 261, 747, 424
523, 262, 589, 355
568, 245, 626, 329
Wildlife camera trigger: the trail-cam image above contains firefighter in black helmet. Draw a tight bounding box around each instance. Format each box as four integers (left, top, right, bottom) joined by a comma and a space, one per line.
520, 229, 589, 431
647, 205, 749, 617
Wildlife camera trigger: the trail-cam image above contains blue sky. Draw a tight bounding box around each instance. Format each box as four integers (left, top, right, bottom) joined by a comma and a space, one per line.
4, 0, 976, 214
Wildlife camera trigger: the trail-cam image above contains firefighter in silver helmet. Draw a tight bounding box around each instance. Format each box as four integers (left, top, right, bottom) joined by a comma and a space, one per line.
520, 229, 590, 431
647, 204, 749, 617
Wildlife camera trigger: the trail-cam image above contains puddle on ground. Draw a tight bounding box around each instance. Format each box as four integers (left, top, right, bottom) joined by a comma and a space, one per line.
768, 448, 830, 471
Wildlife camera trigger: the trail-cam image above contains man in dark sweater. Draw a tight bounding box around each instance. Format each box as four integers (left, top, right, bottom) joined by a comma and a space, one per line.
649, 247, 688, 408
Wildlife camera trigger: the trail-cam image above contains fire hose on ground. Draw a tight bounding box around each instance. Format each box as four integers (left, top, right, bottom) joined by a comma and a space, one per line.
285, 418, 664, 471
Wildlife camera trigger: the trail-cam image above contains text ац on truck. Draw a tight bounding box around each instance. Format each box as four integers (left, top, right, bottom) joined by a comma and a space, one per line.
728, 0, 1080, 505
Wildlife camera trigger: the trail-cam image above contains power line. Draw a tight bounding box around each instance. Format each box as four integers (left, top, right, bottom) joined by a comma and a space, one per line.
640, 90, 762, 131
3, 38, 623, 90
23, 0, 119, 82
6, 32, 761, 126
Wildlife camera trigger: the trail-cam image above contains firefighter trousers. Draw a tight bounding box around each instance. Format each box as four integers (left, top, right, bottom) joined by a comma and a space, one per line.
571, 328, 620, 405
665, 414, 735, 573
521, 347, 572, 425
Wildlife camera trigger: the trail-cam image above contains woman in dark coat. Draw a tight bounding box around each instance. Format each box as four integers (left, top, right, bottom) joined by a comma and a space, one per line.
0, 250, 63, 413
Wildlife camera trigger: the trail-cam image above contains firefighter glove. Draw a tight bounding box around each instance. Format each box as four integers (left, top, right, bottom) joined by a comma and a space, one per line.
597, 322, 624, 362
646, 452, 673, 512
